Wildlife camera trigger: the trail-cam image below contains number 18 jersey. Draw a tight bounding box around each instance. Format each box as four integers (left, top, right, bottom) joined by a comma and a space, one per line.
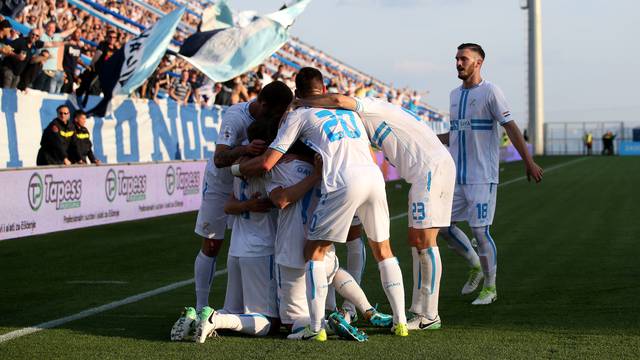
270, 107, 376, 193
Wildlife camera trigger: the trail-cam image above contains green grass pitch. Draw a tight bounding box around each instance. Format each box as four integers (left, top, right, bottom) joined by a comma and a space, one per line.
1, 156, 639, 359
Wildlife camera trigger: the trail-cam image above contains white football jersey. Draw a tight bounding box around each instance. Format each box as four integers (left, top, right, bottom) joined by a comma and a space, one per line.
228, 175, 278, 258
449, 80, 513, 184
270, 107, 376, 193
208, 101, 256, 190
265, 159, 321, 269
355, 97, 452, 183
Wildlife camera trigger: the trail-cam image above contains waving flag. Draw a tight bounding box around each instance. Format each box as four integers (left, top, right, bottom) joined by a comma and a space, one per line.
178, 0, 310, 83
200, 0, 234, 31
87, 7, 185, 117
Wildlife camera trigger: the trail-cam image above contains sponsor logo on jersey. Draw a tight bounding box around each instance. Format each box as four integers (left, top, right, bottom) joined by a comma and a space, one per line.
449, 119, 472, 131
28, 172, 82, 211
105, 168, 147, 202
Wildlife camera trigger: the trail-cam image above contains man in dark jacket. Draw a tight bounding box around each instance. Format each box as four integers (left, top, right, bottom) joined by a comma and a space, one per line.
69, 110, 100, 164
36, 104, 75, 165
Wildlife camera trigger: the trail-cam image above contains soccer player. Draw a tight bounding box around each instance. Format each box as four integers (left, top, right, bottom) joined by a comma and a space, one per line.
234, 67, 408, 339
294, 93, 455, 330
170, 81, 292, 341
439, 43, 543, 305
196, 120, 278, 342
266, 141, 392, 341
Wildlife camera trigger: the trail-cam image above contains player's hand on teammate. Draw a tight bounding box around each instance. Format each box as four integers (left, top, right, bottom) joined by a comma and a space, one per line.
313, 153, 323, 178
526, 161, 544, 183
245, 192, 273, 212
245, 139, 267, 156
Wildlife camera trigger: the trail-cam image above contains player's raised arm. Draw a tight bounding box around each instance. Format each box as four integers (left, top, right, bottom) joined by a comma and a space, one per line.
223, 193, 272, 214
295, 94, 358, 111
214, 141, 266, 168
502, 121, 543, 183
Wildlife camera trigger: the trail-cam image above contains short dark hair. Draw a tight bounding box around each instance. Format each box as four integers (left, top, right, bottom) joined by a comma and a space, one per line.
257, 80, 293, 107
0, 20, 12, 30
247, 118, 275, 144
287, 140, 316, 158
74, 110, 87, 118
295, 67, 324, 98
458, 43, 485, 59
56, 104, 69, 112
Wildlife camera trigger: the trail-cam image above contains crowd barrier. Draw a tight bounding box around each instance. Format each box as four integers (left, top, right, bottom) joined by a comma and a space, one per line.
0, 161, 205, 241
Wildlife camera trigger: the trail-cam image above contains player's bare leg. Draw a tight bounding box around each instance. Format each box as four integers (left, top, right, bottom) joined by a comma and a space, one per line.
407, 227, 443, 330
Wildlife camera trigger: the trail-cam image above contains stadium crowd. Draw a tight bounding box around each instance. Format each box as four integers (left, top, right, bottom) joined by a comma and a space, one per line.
0, 0, 441, 121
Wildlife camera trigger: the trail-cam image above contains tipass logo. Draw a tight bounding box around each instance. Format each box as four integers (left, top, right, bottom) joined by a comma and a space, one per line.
28, 172, 82, 211
105, 168, 147, 202
165, 165, 200, 196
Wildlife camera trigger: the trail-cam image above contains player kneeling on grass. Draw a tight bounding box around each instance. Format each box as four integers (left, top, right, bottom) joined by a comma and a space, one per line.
196, 121, 279, 343
265, 141, 392, 342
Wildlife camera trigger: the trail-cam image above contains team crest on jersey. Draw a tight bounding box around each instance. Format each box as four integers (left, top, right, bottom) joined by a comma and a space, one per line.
222, 126, 232, 140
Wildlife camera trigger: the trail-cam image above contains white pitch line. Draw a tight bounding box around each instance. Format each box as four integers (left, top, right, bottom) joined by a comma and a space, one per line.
0, 157, 587, 344
0, 270, 227, 344
66, 281, 129, 285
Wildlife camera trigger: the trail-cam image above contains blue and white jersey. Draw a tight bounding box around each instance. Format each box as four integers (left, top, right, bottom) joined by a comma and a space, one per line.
270, 107, 375, 193
355, 97, 452, 183
449, 80, 513, 184
265, 159, 321, 269
208, 101, 256, 191
229, 175, 278, 258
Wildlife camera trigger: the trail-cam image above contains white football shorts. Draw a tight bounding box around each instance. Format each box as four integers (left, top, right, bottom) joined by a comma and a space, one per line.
309, 168, 389, 243
222, 255, 278, 318
408, 158, 456, 229
194, 185, 231, 239
450, 183, 498, 227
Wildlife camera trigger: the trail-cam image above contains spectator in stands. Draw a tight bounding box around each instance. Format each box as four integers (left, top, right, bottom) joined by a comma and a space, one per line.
271, 64, 285, 81
214, 79, 234, 106
34, 20, 76, 94
169, 69, 192, 105
18, 49, 50, 91
69, 110, 100, 164
230, 74, 249, 105
36, 104, 75, 166
61, 28, 84, 94
188, 71, 204, 105
1, 29, 44, 89
0, 20, 13, 57
254, 63, 272, 85
76, 29, 119, 106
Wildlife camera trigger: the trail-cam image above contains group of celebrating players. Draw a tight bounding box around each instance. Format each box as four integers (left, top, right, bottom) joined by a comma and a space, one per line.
169, 43, 544, 342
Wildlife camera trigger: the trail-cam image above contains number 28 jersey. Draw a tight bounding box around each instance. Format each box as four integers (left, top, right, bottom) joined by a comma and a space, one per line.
270, 107, 375, 193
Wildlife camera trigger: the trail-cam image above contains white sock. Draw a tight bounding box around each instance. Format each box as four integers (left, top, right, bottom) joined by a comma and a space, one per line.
378, 257, 407, 324
213, 313, 271, 336
325, 285, 336, 312
442, 225, 481, 268
343, 237, 366, 315
194, 250, 216, 311
291, 317, 310, 333
409, 247, 423, 315
306, 260, 328, 332
332, 268, 372, 314
418, 247, 442, 320
472, 226, 497, 288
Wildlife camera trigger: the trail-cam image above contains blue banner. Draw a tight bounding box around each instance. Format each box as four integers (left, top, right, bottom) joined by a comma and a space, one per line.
619, 141, 640, 156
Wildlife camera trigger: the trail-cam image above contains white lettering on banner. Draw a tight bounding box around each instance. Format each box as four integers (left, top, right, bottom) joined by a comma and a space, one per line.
0, 161, 206, 241
0, 89, 223, 169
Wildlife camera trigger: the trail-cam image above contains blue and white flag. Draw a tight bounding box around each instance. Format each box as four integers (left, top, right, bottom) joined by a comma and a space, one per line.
178, 0, 310, 83
87, 7, 185, 117
199, 0, 233, 31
